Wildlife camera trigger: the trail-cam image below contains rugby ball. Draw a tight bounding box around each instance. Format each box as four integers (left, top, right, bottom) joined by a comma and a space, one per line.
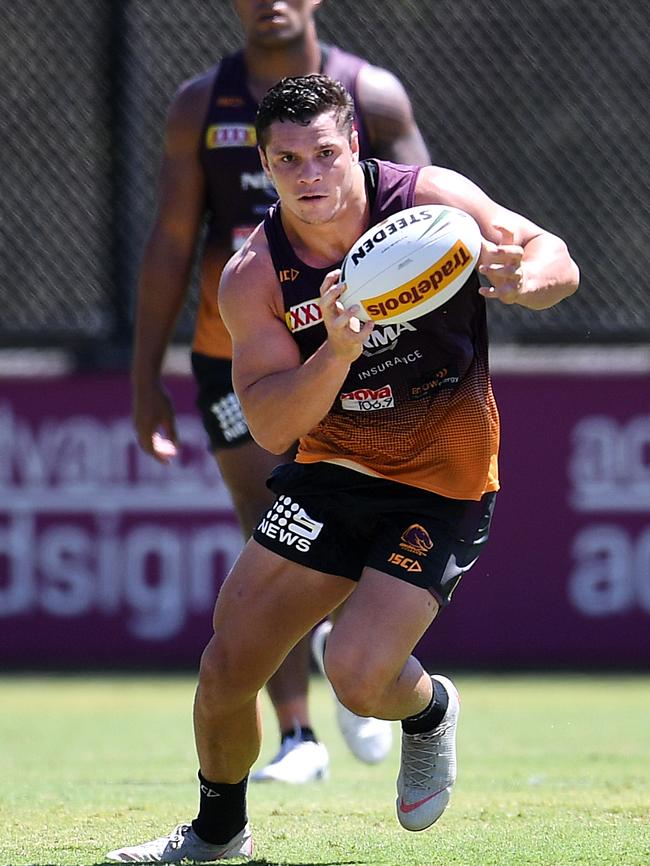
340, 205, 482, 324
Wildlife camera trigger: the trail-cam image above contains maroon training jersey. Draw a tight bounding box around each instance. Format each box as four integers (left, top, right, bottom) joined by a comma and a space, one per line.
263, 159, 500, 500
193, 44, 372, 356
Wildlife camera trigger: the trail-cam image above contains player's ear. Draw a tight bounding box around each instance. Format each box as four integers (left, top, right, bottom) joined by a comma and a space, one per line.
350, 128, 359, 164
258, 146, 272, 177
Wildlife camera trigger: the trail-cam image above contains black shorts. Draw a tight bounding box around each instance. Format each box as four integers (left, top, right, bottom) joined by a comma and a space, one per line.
191, 352, 252, 450
253, 462, 496, 606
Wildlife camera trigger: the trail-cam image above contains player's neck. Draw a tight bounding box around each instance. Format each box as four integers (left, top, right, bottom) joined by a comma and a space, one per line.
243, 32, 321, 104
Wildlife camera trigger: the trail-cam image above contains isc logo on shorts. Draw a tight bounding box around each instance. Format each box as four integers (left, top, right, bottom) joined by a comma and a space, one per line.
387, 524, 434, 573
340, 385, 394, 411
257, 495, 323, 553
205, 124, 256, 148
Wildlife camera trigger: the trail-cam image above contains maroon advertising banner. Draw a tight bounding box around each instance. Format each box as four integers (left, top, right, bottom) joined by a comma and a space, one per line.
1, 372, 648, 668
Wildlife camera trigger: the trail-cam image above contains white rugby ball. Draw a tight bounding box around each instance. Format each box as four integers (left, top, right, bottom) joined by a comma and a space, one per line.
340, 204, 482, 324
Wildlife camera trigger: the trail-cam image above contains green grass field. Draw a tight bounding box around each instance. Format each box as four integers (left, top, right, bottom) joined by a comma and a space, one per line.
1, 673, 648, 866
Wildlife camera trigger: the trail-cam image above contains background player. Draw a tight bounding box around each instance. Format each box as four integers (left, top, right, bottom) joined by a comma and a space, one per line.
131, 0, 431, 782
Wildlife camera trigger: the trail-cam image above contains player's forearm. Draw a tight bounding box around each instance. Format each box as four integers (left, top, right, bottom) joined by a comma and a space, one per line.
518, 234, 580, 310
131, 250, 193, 388
239, 342, 352, 454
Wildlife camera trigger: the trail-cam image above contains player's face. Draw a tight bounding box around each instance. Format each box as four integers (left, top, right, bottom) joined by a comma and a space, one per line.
260, 110, 359, 226
232, 0, 320, 46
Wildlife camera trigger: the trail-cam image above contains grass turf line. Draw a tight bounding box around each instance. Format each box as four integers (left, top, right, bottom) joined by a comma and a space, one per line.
0, 673, 649, 866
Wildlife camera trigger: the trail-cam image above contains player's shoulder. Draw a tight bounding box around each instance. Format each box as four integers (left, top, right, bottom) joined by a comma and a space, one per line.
414, 165, 475, 201
168, 64, 218, 116
220, 224, 276, 303
173, 48, 243, 102
413, 165, 503, 235
220, 225, 283, 332
356, 62, 413, 112
167, 51, 240, 128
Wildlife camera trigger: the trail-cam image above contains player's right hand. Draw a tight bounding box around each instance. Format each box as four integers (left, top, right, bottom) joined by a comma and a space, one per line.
133, 383, 178, 464
319, 270, 373, 363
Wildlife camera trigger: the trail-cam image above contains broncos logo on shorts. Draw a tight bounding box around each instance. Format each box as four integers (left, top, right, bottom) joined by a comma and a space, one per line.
399, 523, 434, 557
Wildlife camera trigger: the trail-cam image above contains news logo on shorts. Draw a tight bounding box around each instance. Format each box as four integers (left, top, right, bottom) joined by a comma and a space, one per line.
210, 393, 248, 443
257, 495, 323, 553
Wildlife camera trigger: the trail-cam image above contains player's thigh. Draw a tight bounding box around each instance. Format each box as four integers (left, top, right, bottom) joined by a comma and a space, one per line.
327, 567, 439, 681
210, 538, 353, 684
216, 440, 292, 531
329, 492, 496, 677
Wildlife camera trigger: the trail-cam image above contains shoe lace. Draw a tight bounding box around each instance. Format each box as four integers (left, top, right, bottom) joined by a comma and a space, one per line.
402, 726, 448, 786
167, 824, 191, 850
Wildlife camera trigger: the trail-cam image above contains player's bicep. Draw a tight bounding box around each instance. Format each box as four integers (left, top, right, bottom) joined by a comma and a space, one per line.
219, 255, 301, 405
230, 321, 301, 409
415, 167, 545, 246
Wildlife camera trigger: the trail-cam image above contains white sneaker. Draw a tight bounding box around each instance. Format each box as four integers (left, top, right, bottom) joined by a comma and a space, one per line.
396, 675, 460, 832
311, 620, 393, 765
334, 702, 394, 765
250, 732, 329, 783
106, 822, 252, 862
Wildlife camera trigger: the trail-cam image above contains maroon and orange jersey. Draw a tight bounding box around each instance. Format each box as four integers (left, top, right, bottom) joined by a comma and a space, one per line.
193, 45, 371, 357
263, 159, 500, 501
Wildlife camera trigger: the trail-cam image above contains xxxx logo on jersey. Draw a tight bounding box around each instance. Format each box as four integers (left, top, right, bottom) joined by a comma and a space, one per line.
285, 297, 322, 332
205, 124, 256, 149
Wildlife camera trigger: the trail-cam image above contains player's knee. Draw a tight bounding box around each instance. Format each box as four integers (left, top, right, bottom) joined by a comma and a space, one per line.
331, 671, 385, 718
198, 634, 256, 708
325, 646, 389, 718
198, 637, 231, 696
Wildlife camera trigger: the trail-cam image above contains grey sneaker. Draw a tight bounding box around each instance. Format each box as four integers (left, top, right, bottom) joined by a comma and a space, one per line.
396, 675, 460, 831
105, 822, 252, 863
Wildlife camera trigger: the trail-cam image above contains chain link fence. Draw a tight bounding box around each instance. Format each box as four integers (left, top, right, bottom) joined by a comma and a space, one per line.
2, 2, 114, 345
2, 1, 648, 356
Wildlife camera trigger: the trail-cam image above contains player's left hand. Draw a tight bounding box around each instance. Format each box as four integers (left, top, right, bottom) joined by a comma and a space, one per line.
478, 226, 525, 305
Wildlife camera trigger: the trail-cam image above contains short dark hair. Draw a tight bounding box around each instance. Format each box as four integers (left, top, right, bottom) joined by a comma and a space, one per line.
255, 74, 355, 150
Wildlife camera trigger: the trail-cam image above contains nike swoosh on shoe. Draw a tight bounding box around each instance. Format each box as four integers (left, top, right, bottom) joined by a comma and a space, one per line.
398, 786, 447, 814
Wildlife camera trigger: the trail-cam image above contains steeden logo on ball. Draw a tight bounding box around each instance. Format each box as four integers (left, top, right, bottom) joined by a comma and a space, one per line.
362, 240, 474, 320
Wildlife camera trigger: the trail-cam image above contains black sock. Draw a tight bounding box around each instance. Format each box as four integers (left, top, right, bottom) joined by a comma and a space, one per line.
401, 677, 449, 735
191, 771, 248, 845
280, 725, 317, 744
